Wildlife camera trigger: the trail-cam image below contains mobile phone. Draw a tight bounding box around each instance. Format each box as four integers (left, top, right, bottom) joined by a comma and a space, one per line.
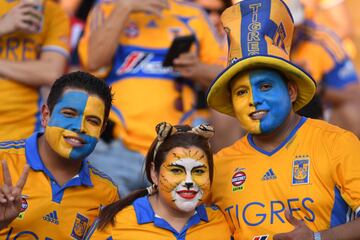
162, 35, 196, 67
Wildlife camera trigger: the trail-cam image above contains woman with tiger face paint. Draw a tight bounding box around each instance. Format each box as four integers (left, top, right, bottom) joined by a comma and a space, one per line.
84, 122, 231, 240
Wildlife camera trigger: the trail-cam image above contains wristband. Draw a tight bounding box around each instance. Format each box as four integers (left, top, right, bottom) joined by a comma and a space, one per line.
313, 232, 322, 240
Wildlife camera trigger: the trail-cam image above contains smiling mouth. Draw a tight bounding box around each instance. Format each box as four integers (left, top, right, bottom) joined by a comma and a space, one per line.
64, 136, 85, 147
176, 190, 198, 200
249, 110, 268, 120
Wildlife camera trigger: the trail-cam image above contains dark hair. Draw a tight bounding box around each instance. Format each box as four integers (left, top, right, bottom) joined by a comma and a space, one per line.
47, 71, 113, 124
223, 0, 233, 8
98, 124, 214, 230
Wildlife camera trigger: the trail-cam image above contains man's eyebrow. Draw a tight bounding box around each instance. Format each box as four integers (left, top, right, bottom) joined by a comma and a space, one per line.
61, 107, 78, 112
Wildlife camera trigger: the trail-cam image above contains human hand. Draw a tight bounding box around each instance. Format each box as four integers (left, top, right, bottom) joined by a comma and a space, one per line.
273, 209, 314, 240
173, 52, 202, 79
117, 0, 169, 18
0, 160, 30, 228
0, 1, 42, 35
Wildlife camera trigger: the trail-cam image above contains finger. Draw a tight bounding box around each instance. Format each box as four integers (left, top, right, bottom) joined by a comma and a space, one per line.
0, 191, 7, 203
19, 5, 43, 20
1, 184, 14, 202
15, 165, 30, 190
144, 6, 163, 18
285, 209, 302, 226
2, 160, 13, 187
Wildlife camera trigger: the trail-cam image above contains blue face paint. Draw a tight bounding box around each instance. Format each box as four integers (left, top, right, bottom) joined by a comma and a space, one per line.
250, 69, 292, 134
45, 91, 104, 160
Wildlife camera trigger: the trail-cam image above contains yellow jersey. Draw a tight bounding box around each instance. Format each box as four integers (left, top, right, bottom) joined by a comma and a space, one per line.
0, 133, 119, 239
79, 0, 225, 155
84, 196, 232, 240
291, 21, 358, 89
212, 117, 360, 240
0, 0, 70, 142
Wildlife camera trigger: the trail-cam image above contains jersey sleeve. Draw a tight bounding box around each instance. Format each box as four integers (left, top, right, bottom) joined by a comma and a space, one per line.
329, 131, 360, 217
189, 9, 227, 67
41, 1, 70, 58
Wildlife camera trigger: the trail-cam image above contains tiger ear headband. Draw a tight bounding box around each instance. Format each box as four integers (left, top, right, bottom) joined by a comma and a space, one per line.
152, 122, 214, 160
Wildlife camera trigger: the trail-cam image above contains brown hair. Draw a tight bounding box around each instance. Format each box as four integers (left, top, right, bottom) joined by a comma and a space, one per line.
97, 124, 214, 230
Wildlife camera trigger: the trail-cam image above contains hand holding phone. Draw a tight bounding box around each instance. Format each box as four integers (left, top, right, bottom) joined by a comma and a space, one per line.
162, 35, 196, 67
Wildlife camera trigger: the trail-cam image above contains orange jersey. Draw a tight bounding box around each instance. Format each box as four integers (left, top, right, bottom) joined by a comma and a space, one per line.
0, 133, 119, 239
85, 196, 232, 240
0, 0, 70, 142
292, 21, 358, 89
79, 0, 225, 155
212, 117, 360, 240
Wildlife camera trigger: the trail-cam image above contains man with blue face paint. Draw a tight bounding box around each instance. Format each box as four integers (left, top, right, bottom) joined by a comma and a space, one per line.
207, 0, 360, 240
0, 71, 119, 239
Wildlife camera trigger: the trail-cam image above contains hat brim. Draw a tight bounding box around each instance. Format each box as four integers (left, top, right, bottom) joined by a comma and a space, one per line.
206, 55, 317, 116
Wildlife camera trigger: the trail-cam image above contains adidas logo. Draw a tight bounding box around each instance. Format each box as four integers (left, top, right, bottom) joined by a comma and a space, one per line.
262, 168, 277, 180
43, 210, 59, 225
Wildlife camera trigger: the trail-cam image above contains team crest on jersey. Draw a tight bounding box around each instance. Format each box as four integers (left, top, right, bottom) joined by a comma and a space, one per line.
125, 21, 139, 38
17, 196, 29, 220
292, 156, 310, 185
231, 168, 247, 192
252, 235, 269, 240
71, 213, 89, 240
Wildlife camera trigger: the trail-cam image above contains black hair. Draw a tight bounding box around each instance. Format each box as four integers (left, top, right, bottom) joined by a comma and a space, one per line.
46, 71, 113, 123
97, 124, 213, 230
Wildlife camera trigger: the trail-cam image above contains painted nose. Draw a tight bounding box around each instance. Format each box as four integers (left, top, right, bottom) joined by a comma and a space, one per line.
185, 182, 193, 189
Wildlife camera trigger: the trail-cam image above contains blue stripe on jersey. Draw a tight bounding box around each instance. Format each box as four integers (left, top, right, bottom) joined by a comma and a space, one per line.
248, 117, 307, 156
88, 164, 118, 190
323, 59, 359, 89
330, 187, 349, 227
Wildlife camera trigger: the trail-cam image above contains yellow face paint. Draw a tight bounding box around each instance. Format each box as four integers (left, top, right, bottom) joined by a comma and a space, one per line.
158, 146, 211, 212
45, 90, 105, 160
231, 73, 261, 134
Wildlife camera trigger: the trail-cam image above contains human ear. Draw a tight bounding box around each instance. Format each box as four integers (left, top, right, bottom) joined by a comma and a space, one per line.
287, 81, 298, 103
150, 162, 159, 186
41, 104, 51, 128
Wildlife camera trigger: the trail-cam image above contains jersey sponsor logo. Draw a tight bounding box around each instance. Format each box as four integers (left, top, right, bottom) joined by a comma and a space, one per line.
115, 51, 174, 77
4, 227, 54, 239
224, 197, 315, 228
125, 21, 139, 38
146, 20, 158, 28
262, 168, 277, 181
17, 196, 29, 220
232, 168, 247, 192
71, 213, 89, 240
43, 210, 59, 225
292, 156, 310, 185
252, 235, 269, 240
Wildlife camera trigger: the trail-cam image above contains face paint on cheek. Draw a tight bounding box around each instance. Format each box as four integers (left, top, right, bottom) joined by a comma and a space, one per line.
249, 70, 292, 134
231, 73, 261, 134
158, 147, 210, 213
44, 91, 104, 160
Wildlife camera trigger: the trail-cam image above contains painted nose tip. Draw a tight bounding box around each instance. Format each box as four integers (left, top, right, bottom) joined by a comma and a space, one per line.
185, 182, 194, 189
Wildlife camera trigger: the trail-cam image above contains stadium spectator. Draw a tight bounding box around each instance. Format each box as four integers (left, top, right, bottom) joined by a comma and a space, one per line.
287, 0, 360, 136
0, 0, 70, 141
84, 122, 231, 240
78, 0, 225, 197
0, 71, 119, 239
206, 0, 360, 239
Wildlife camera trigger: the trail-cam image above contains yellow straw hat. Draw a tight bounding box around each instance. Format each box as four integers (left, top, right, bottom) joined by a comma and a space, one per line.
206, 0, 316, 116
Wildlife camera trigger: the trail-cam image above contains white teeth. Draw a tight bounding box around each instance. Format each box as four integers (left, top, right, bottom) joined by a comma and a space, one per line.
66, 137, 82, 144
250, 111, 267, 119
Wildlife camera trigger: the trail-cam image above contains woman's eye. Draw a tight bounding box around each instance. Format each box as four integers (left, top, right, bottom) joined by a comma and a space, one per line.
260, 83, 272, 91
193, 169, 205, 175
170, 168, 183, 174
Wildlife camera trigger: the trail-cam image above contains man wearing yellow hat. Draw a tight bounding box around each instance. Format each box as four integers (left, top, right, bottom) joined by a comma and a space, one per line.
207, 0, 360, 239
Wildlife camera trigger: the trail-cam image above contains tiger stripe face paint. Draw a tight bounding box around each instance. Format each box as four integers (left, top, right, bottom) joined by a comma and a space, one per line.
45, 90, 105, 160
158, 146, 210, 213
231, 69, 292, 134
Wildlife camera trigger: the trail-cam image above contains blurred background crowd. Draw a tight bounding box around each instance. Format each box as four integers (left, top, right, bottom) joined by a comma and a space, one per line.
1, 0, 359, 197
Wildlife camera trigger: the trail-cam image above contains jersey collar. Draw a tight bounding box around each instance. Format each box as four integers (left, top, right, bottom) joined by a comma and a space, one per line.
25, 132, 93, 187
133, 196, 208, 229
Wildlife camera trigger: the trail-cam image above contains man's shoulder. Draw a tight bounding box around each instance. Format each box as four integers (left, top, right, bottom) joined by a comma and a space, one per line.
87, 164, 119, 196
214, 136, 248, 159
